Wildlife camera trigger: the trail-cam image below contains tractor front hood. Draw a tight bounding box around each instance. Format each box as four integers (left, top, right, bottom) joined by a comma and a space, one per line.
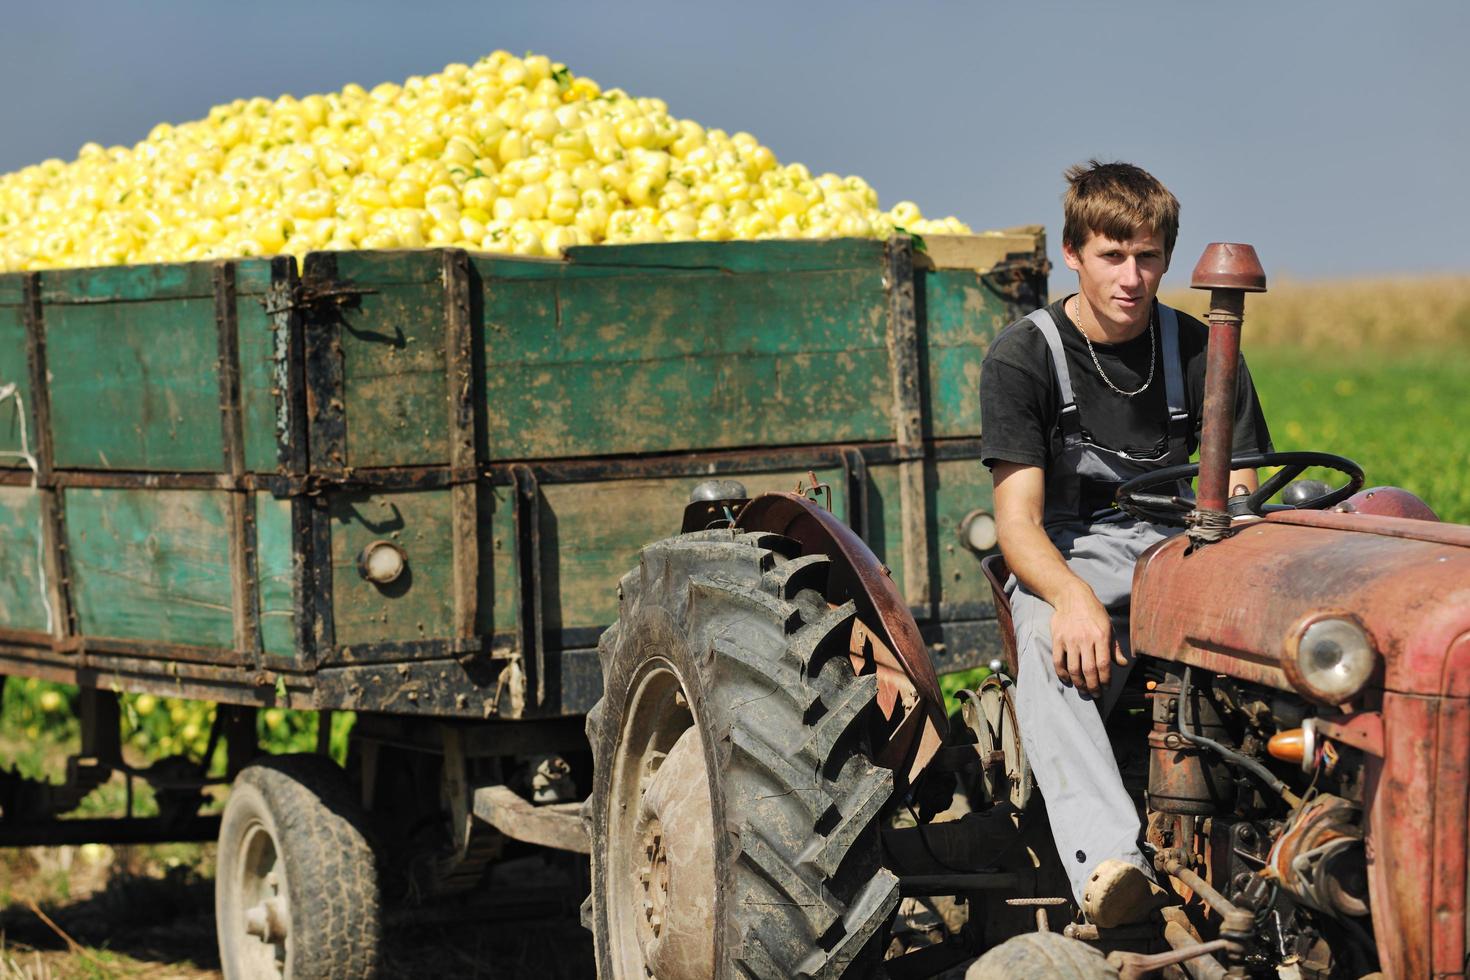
1131, 510, 1470, 700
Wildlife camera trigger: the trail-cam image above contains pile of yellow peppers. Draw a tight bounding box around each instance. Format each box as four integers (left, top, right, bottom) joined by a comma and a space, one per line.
0, 51, 970, 271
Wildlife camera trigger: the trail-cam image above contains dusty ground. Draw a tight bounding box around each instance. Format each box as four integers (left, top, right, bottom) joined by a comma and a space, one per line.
0, 845, 594, 979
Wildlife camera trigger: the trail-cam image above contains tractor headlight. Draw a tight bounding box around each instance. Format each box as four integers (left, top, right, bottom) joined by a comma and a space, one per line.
1284, 615, 1378, 704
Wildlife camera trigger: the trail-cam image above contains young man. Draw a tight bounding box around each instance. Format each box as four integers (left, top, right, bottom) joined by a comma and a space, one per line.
979, 161, 1273, 926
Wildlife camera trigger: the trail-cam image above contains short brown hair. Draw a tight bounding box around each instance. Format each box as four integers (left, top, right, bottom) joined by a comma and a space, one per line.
1062, 160, 1180, 263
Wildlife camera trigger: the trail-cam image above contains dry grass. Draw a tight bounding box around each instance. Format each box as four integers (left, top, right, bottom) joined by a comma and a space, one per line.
1158, 273, 1470, 351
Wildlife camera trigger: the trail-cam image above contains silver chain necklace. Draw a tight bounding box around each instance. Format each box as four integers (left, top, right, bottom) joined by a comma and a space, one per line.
1070, 294, 1155, 397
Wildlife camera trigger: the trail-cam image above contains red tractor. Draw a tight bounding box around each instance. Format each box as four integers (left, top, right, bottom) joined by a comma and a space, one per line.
582, 244, 1469, 979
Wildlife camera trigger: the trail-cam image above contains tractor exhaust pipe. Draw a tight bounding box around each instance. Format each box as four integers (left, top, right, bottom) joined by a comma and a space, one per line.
1188, 243, 1267, 544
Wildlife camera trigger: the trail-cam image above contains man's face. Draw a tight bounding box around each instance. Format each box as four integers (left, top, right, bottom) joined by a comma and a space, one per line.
1062, 229, 1168, 334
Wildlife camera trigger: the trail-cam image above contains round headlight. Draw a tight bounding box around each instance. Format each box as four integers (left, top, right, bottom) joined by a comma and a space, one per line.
1285, 615, 1377, 704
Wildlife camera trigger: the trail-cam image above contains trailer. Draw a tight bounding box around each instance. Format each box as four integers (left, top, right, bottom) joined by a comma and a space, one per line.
0, 230, 1048, 976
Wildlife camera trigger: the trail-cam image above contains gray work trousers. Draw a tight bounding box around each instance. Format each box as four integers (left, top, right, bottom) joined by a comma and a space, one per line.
1008, 518, 1180, 904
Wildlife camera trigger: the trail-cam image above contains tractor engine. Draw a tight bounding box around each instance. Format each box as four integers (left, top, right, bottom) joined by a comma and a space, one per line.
1144, 665, 1374, 977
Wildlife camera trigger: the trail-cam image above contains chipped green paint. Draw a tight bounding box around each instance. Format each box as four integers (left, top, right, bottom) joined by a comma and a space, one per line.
542, 467, 846, 631
323, 251, 450, 469
39, 261, 216, 304
929, 458, 996, 612
478, 259, 892, 460
560, 238, 886, 274
923, 268, 1014, 439
255, 491, 295, 658
330, 483, 521, 650
340, 281, 451, 469
329, 488, 458, 647
46, 295, 224, 470
65, 488, 235, 648
35, 259, 281, 473
864, 458, 994, 614
0, 235, 1046, 714
0, 486, 48, 631
0, 290, 33, 470
238, 260, 293, 473
480, 482, 518, 641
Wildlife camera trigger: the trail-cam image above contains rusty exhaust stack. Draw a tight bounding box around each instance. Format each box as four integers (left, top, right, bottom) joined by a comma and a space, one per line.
1188, 243, 1266, 544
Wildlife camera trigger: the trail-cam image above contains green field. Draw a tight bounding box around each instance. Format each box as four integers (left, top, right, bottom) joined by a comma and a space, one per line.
1246, 346, 1469, 524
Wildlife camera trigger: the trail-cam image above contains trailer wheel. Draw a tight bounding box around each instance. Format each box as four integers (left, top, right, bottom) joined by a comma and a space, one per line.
965, 931, 1119, 980
216, 754, 381, 980
586, 530, 900, 979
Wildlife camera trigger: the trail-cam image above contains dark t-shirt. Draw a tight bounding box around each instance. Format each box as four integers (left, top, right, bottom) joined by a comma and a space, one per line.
979, 297, 1273, 481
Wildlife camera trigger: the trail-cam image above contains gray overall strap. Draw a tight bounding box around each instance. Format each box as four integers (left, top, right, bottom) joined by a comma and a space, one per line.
1158, 304, 1190, 462
1025, 309, 1083, 445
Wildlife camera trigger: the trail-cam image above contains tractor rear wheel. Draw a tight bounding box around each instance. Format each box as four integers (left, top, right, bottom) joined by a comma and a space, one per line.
585, 530, 900, 979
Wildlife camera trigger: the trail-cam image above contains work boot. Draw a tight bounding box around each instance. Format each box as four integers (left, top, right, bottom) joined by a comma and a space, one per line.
1080, 858, 1168, 928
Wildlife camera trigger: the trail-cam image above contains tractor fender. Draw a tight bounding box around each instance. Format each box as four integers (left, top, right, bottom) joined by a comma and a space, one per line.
737, 492, 948, 782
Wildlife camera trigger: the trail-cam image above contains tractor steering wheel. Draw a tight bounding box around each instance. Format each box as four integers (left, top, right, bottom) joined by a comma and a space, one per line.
1115, 451, 1365, 527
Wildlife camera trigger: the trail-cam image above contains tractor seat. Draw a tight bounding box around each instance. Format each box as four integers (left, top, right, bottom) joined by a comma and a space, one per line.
979, 553, 1020, 678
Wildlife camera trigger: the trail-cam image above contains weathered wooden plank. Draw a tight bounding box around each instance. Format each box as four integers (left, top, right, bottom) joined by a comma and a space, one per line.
485, 352, 893, 461
0, 645, 304, 710
215, 263, 245, 479
480, 264, 890, 460
39, 261, 216, 304
45, 296, 224, 470
0, 277, 25, 306
239, 257, 296, 474
22, 275, 75, 642
863, 458, 994, 615
541, 467, 847, 631
0, 487, 49, 632
444, 250, 480, 641
308, 248, 443, 287
65, 488, 235, 649
484, 266, 888, 363
915, 229, 1045, 272
511, 465, 545, 703
481, 482, 517, 641
20, 274, 53, 485
923, 268, 1015, 439
302, 252, 349, 476
562, 237, 885, 273
254, 492, 296, 659
327, 251, 449, 468
886, 237, 931, 609
0, 296, 34, 470
329, 488, 457, 648
930, 458, 995, 612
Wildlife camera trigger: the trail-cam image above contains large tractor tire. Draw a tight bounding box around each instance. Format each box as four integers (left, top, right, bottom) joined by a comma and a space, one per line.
216, 754, 381, 980
965, 931, 1119, 980
586, 530, 900, 979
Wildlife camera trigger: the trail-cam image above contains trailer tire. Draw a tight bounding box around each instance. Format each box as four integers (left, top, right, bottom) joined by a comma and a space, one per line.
586, 530, 900, 979
216, 753, 381, 980
965, 931, 1119, 980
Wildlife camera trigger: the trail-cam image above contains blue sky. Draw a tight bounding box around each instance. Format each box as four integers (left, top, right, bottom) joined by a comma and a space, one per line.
3, 0, 1465, 292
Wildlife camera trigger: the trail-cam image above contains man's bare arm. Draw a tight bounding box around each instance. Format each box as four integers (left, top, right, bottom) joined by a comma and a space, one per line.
992, 461, 1123, 696
1229, 467, 1259, 496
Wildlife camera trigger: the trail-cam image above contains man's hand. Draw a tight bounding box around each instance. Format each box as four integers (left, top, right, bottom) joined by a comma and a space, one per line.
1050, 581, 1126, 697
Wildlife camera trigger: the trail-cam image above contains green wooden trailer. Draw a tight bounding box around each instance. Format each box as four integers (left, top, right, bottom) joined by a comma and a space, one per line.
0, 230, 1048, 976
